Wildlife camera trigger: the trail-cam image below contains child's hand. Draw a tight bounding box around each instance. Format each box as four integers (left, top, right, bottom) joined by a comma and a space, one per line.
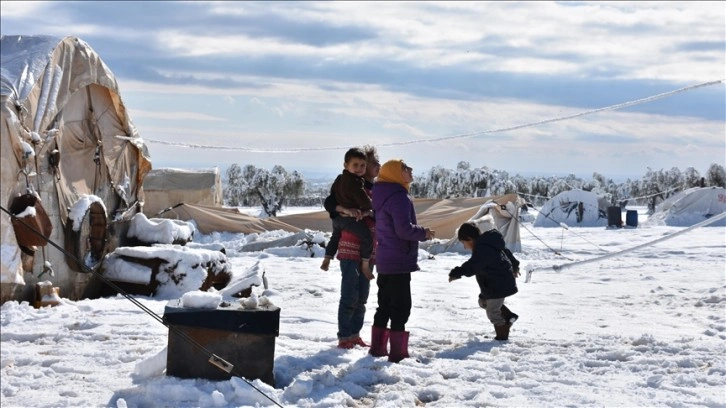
424, 228, 436, 240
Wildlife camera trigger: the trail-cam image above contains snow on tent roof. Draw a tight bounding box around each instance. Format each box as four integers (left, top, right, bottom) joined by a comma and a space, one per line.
534, 189, 609, 227
649, 187, 726, 227
0, 35, 62, 101
1, 35, 151, 304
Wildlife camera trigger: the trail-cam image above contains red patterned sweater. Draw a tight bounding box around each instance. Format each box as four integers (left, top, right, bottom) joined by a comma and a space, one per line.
336, 216, 376, 263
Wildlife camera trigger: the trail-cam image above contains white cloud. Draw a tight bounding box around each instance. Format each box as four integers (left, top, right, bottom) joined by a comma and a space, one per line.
0, 1, 50, 17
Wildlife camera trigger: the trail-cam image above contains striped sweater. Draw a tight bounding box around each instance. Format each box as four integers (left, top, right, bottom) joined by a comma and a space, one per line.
336, 215, 376, 263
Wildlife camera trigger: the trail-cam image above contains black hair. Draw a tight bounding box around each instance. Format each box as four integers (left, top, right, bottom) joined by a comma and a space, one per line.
344, 147, 367, 163
457, 222, 480, 241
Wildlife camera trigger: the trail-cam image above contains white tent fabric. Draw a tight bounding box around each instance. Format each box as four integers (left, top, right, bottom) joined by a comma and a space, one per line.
1, 35, 151, 303
648, 187, 726, 227
420, 193, 526, 254
533, 189, 609, 227
142, 168, 223, 216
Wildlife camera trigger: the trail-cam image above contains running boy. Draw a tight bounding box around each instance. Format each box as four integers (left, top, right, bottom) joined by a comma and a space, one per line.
320, 147, 374, 277
448, 217, 520, 341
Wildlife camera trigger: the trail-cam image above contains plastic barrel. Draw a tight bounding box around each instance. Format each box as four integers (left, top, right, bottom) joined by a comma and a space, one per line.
607, 206, 622, 227
626, 210, 638, 227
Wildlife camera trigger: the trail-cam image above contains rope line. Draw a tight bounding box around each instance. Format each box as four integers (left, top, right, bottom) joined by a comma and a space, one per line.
523, 202, 611, 253
0, 205, 283, 407
144, 80, 724, 153
524, 211, 726, 283
517, 185, 689, 205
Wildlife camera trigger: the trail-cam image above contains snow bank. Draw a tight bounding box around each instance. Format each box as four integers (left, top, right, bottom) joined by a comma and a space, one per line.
103, 245, 229, 298
127, 213, 194, 244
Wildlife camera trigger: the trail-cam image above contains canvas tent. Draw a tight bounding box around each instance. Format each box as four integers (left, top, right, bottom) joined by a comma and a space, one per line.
158, 195, 526, 252
420, 194, 527, 254
142, 168, 223, 217
1, 35, 152, 303
533, 189, 609, 227
648, 187, 726, 227
157, 203, 303, 235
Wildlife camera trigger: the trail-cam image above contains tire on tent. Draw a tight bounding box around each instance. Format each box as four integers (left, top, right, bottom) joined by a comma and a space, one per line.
65, 201, 108, 273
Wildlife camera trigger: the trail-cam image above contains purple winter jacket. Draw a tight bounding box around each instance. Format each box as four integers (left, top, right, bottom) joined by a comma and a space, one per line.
372, 181, 428, 274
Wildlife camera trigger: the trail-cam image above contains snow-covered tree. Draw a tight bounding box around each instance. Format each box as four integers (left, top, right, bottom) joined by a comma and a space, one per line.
705, 163, 726, 187
682, 167, 702, 188
224, 164, 305, 215
224, 163, 248, 206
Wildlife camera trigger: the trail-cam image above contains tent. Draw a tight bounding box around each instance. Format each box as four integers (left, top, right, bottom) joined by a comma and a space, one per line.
648, 187, 726, 227
533, 189, 609, 227
420, 194, 527, 254
157, 203, 303, 235
159, 196, 526, 254
1, 35, 152, 303
142, 168, 223, 217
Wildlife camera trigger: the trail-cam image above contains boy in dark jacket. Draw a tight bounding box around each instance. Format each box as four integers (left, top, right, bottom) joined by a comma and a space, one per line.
449, 218, 520, 341
320, 147, 374, 277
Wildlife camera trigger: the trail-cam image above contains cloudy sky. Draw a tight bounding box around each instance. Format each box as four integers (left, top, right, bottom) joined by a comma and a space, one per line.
1, 1, 724, 179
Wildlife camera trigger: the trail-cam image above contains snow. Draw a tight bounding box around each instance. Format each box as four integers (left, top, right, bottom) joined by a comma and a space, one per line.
127, 212, 194, 244
103, 245, 230, 298
1, 206, 724, 407
68, 194, 106, 231
12, 205, 36, 218
181, 290, 222, 309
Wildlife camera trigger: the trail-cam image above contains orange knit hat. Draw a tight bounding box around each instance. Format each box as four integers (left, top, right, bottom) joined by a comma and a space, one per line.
377, 159, 410, 191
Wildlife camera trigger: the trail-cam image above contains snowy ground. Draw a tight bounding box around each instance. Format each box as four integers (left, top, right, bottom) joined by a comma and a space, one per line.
1, 207, 725, 407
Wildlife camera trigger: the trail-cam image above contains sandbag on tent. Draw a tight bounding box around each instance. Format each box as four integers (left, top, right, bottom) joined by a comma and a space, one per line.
648, 187, 726, 227
142, 168, 223, 217
534, 189, 609, 228
1, 35, 152, 304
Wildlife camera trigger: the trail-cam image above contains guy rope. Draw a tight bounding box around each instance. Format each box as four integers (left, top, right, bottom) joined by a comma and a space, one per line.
523, 212, 726, 283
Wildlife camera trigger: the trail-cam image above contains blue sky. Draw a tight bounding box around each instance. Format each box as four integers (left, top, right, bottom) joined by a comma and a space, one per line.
2, 1, 724, 180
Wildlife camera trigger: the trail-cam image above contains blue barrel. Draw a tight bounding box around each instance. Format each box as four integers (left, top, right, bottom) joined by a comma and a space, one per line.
626, 210, 638, 227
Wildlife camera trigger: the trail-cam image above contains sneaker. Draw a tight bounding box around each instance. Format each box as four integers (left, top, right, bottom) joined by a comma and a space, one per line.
352, 336, 369, 347
337, 339, 354, 349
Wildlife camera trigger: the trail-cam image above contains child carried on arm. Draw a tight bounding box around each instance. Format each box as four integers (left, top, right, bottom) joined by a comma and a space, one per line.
320, 147, 374, 277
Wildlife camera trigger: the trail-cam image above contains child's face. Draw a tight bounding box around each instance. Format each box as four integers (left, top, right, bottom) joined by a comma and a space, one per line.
461, 239, 475, 251
345, 157, 367, 177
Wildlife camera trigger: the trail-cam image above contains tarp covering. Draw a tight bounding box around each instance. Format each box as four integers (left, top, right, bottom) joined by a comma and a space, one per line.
1, 35, 151, 303
160, 195, 525, 250
142, 168, 223, 216
649, 187, 726, 227
159, 204, 303, 235
534, 189, 609, 227
420, 194, 526, 253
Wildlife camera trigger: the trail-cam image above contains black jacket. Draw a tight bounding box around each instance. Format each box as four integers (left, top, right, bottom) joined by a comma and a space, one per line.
449, 229, 518, 300
324, 179, 374, 219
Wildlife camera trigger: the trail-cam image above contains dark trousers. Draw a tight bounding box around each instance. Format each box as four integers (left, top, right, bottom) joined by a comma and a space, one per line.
373, 273, 411, 331
324, 216, 373, 259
